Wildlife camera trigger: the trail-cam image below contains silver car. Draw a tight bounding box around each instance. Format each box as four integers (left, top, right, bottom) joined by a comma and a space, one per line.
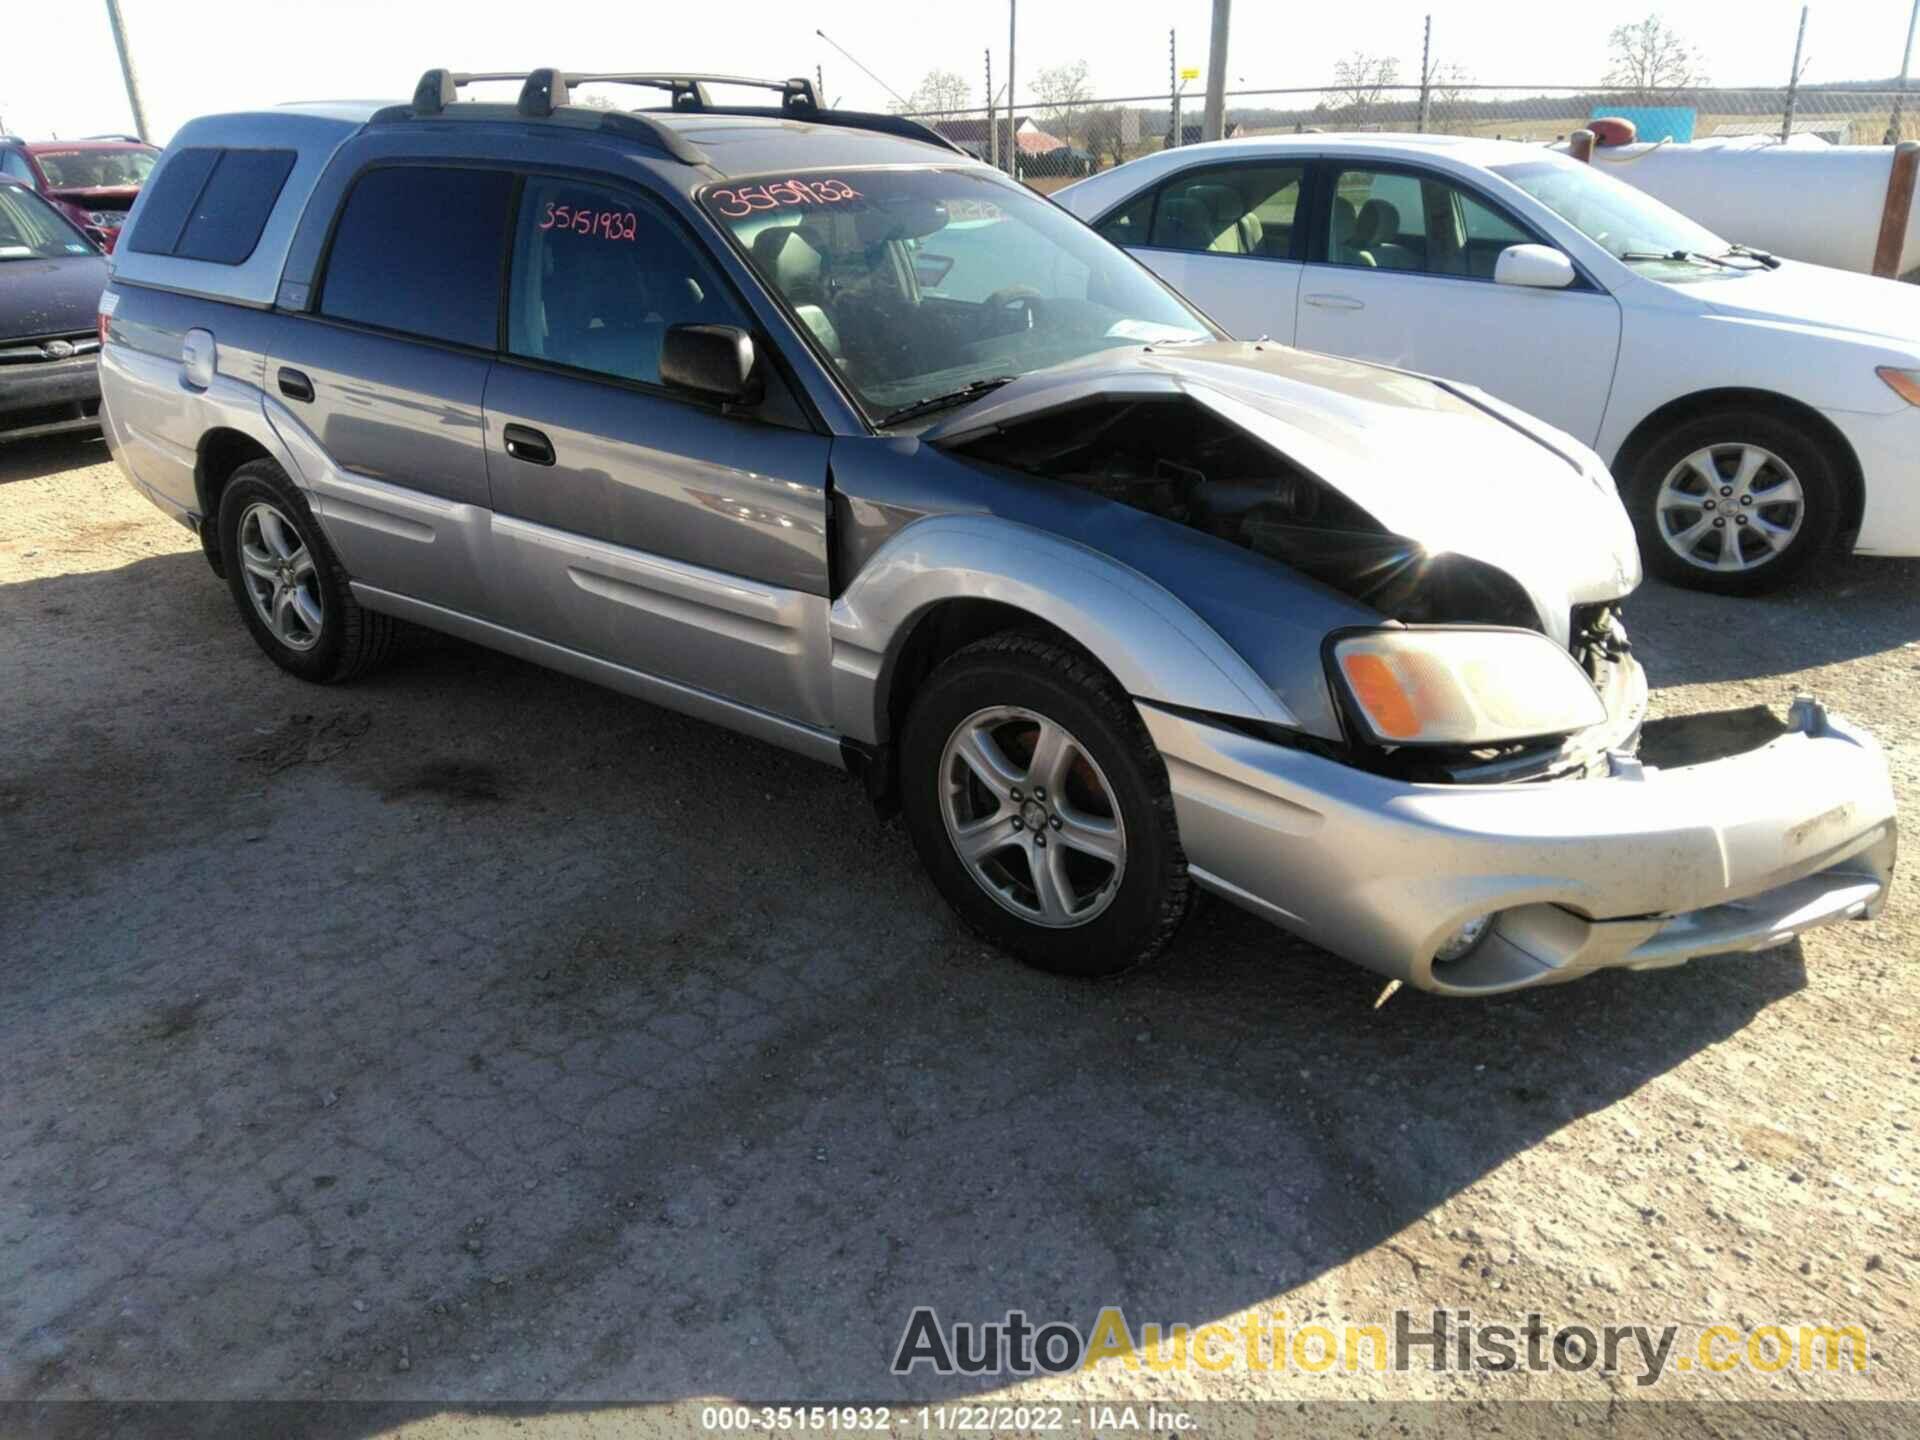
98, 70, 1896, 995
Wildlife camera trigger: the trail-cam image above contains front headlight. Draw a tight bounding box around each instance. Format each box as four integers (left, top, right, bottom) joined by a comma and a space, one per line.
1331, 627, 1606, 746
1877, 367, 1920, 407
87, 211, 121, 227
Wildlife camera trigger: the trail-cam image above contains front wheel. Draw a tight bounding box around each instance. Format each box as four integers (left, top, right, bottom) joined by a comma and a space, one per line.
1626, 410, 1843, 595
899, 632, 1193, 977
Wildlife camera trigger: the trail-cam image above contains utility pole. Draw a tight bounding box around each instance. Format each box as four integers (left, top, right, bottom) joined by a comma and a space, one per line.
1417, 13, 1433, 133
104, 0, 151, 142
1007, 0, 1017, 177
1781, 5, 1808, 144
815, 63, 826, 107
1201, 0, 1231, 142
1889, 0, 1920, 144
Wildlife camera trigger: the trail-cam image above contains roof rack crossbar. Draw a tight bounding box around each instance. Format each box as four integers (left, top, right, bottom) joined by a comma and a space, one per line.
398, 67, 966, 163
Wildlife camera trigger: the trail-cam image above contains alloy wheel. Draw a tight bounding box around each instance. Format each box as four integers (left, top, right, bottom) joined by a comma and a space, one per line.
937, 706, 1127, 928
237, 501, 324, 651
1655, 443, 1804, 575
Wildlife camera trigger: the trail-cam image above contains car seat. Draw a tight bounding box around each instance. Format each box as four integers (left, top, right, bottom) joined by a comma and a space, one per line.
1354, 198, 1418, 270
1330, 196, 1373, 267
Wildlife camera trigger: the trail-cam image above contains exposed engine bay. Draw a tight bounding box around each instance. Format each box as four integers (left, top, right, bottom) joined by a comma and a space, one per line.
956, 396, 1543, 632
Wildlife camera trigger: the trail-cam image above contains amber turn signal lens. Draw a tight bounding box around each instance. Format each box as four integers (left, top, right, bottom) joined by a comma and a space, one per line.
1339, 652, 1422, 740
1877, 367, 1920, 407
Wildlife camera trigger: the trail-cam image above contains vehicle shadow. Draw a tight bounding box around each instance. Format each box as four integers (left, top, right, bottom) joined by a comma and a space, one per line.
2, 555, 1812, 1416
1630, 555, 1920, 688
0, 431, 107, 485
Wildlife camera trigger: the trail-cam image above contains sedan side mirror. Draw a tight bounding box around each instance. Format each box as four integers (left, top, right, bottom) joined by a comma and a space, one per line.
1493, 243, 1577, 290
660, 324, 761, 403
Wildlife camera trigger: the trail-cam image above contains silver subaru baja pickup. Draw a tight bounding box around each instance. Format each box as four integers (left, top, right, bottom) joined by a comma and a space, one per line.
96, 70, 1896, 995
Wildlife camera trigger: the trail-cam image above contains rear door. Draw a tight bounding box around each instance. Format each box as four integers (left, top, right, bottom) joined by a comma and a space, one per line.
1094, 159, 1308, 342
481, 174, 835, 728
267, 163, 513, 620
1290, 161, 1622, 443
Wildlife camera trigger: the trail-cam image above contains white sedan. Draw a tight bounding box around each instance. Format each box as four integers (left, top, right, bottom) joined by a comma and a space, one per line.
1057, 135, 1920, 594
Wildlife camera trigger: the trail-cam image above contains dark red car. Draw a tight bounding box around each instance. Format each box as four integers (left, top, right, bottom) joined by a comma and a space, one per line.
0, 136, 159, 252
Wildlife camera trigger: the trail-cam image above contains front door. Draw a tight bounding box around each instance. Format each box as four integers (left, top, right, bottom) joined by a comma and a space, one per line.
1291, 163, 1622, 444
482, 174, 835, 728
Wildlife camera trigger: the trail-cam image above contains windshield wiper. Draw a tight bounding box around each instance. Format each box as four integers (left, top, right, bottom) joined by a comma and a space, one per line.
877, 376, 1018, 428
1725, 243, 1782, 269
1620, 249, 1745, 270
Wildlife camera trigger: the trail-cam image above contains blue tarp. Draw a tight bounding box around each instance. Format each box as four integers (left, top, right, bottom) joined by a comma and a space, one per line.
1590, 105, 1696, 143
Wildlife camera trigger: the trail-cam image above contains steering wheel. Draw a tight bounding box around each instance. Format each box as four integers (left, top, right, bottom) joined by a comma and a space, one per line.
982, 284, 1045, 331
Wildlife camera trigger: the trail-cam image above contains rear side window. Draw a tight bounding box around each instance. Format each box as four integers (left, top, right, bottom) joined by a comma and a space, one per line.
319, 166, 513, 350
127, 147, 295, 263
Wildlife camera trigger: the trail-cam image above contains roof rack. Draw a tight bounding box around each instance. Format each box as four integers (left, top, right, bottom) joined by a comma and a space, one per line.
396, 68, 966, 163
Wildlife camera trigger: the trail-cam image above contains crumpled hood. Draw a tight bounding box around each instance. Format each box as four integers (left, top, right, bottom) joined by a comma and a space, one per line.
46, 185, 142, 213
926, 341, 1641, 644
1697, 259, 1920, 351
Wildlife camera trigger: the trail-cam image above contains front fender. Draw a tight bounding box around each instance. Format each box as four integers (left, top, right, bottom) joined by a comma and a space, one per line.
828, 513, 1298, 745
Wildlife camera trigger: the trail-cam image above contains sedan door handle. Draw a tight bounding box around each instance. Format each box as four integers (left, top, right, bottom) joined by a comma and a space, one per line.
1303, 293, 1365, 311
277, 367, 314, 402
502, 424, 555, 466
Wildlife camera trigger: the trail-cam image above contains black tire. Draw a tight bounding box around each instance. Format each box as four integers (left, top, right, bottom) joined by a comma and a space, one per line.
1625, 409, 1843, 596
899, 631, 1193, 977
216, 458, 396, 683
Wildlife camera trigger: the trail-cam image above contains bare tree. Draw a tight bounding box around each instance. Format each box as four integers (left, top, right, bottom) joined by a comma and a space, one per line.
1333, 51, 1400, 128
895, 69, 971, 117
1427, 62, 1473, 132
1031, 60, 1093, 146
1604, 14, 1705, 95
1082, 105, 1130, 169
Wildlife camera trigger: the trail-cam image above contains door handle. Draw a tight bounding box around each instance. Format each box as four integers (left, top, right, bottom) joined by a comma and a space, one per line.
1303, 293, 1365, 311
502, 423, 555, 466
277, 367, 314, 402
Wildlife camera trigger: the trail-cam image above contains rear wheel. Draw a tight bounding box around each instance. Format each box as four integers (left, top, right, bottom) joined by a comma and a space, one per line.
899, 632, 1192, 977
216, 458, 395, 682
1626, 410, 1842, 595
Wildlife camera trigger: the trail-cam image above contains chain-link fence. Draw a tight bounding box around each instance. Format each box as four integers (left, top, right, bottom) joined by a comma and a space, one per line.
906, 84, 1920, 190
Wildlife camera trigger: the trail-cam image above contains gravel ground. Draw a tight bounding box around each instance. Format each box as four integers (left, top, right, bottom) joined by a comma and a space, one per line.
1, 432, 1916, 1429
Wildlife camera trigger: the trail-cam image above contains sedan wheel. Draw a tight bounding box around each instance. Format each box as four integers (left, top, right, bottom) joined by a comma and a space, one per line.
1654, 443, 1803, 577
237, 501, 325, 650
938, 705, 1127, 928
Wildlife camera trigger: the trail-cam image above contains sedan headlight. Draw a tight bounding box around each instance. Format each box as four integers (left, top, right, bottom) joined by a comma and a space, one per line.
1877, 367, 1920, 407
1331, 627, 1606, 746
87, 211, 120, 227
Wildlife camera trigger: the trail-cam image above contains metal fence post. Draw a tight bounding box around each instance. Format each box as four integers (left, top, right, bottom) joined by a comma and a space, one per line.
1417, 13, 1432, 134
1873, 141, 1920, 278
1168, 29, 1179, 148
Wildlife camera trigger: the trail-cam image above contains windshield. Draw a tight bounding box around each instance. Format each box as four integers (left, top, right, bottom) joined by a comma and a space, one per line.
0, 184, 97, 260
1491, 158, 1736, 281
703, 168, 1213, 423
33, 147, 157, 189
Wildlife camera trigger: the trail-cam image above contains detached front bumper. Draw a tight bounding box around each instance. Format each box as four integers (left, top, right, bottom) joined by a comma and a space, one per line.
1143, 696, 1896, 996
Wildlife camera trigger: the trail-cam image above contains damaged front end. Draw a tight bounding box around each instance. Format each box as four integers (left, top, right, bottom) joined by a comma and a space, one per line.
927, 346, 1645, 782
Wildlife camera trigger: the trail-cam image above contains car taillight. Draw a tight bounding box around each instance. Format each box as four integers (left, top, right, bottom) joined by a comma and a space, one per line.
98, 311, 110, 347
98, 290, 119, 348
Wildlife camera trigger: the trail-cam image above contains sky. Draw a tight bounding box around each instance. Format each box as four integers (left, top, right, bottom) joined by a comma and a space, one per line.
2, 0, 1913, 144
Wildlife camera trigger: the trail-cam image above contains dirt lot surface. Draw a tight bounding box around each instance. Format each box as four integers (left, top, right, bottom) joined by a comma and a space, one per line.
2, 432, 1916, 1431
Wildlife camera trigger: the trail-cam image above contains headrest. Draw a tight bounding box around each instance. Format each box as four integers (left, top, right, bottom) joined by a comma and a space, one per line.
1354, 198, 1401, 246
753, 226, 823, 293
1184, 183, 1244, 228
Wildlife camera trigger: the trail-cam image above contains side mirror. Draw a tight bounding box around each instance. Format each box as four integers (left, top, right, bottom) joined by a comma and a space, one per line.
660, 324, 760, 402
1493, 243, 1577, 289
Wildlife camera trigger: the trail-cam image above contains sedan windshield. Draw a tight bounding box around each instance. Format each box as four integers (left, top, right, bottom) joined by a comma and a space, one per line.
0, 184, 98, 260
33, 148, 157, 189
1491, 158, 1739, 281
703, 168, 1213, 424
